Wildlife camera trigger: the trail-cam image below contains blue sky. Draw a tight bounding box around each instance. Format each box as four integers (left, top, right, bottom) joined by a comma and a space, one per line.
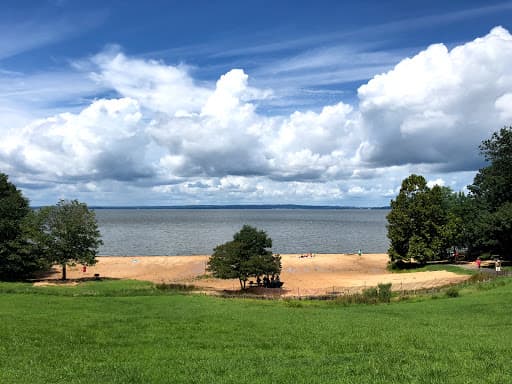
1, 0, 512, 206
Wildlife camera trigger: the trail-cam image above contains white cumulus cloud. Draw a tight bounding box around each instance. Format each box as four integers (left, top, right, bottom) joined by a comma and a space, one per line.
358, 26, 512, 172
0, 98, 152, 182
91, 49, 210, 116
3, 27, 512, 205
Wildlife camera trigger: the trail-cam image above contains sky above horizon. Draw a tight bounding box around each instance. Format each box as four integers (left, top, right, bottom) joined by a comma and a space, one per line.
1, 0, 512, 206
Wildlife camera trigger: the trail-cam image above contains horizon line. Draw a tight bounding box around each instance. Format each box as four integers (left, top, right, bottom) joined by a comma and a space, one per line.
31, 204, 391, 210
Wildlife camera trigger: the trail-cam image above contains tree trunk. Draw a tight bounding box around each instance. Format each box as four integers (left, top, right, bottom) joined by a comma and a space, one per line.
239, 278, 244, 290
62, 263, 67, 280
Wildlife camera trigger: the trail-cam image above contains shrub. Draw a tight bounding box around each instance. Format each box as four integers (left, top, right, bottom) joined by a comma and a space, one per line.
377, 283, 392, 303
155, 283, 196, 292
362, 287, 378, 304
445, 287, 460, 298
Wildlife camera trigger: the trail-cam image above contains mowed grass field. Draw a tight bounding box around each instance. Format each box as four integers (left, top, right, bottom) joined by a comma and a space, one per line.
1, 278, 511, 384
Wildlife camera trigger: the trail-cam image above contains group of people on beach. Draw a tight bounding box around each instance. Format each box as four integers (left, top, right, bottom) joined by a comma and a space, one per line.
299, 253, 314, 258
255, 275, 282, 288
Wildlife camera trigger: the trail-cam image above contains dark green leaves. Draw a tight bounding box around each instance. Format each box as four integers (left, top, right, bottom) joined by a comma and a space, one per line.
207, 225, 280, 289
387, 175, 453, 264
39, 200, 103, 279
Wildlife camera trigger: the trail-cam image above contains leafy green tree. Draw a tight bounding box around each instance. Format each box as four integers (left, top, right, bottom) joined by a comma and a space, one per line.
207, 225, 280, 289
469, 127, 512, 209
467, 127, 512, 258
487, 202, 512, 258
387, 175, 452, 265
0, 173, 50, 279
0, 173, 29, 242
39, 200, 102, 280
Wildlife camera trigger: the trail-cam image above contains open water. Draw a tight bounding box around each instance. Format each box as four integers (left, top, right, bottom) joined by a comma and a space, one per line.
94, 209, 390, 256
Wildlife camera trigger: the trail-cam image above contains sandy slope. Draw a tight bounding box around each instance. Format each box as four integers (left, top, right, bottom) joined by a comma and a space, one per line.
45, 253, 469, 296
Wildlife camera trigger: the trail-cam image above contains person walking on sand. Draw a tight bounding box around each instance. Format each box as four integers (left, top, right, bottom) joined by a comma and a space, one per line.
476, 257, 481, 269
358, 249, 362, 257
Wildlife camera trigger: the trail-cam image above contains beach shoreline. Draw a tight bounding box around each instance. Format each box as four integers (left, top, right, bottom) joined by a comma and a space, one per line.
42, 253, 471, 296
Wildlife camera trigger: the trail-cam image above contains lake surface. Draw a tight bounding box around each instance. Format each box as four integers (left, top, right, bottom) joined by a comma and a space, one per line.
95, 209, 390, 256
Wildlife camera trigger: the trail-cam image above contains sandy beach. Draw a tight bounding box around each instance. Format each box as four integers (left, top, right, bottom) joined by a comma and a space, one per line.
44, 253, 470, 296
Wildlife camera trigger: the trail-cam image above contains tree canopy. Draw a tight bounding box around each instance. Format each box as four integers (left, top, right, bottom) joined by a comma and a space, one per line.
469, 126, 512, 209
466, 127, 512, 258
39, 200, 102, 280
387, 175, 453, 264
0, 173, 50, 279
207, 225, 281, 289
388, 126, 512, 266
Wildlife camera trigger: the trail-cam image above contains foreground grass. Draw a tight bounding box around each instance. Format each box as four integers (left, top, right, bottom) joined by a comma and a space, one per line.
1, 279, 511, 383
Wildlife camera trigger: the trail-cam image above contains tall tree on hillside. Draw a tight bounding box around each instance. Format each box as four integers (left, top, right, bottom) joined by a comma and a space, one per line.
39, 200, 102, 280
207, 225, 280, 289
0, 173, 50, 279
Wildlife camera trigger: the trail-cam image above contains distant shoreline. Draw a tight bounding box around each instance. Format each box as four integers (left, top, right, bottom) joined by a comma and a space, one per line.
61, 205, 390, 210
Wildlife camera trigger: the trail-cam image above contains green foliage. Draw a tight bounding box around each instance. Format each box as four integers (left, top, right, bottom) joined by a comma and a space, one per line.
470, 126, 512, 209
387, 175, 453, 264
362, 286, 379, 303
335, 284, 393, 305
0, 173, 50, 279
377, 283, 392, 303
487, 202, 512, 258
39, 200, 102, 279
388, 128, 512, 263
467, 126, 512, 258
155, 283, 197, 292
0, 173, 29, 242
445, 287, 460, 298
207, 225, 280, 289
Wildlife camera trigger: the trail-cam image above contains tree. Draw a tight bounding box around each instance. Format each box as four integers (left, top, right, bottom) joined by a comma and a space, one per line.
487, 202, 512, 258
207, 225, 281, 289
0, 173, 50, 279
469, 126, 512, 209
39, 200, 102, 280
467, 127, 512, 258
387, 175, 452, 265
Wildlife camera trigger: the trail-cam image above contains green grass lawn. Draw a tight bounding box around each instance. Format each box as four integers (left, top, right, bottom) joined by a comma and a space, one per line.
1, 278, 511, 383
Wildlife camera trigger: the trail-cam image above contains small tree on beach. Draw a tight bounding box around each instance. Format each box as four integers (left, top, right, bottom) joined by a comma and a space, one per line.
207, 225, 280, 289
39, 200, 102, 280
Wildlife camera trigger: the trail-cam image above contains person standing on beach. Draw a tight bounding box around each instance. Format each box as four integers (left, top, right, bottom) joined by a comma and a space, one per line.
476, 257, 481, 269
358, 249, 362, 257
496, 259, 501, 274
